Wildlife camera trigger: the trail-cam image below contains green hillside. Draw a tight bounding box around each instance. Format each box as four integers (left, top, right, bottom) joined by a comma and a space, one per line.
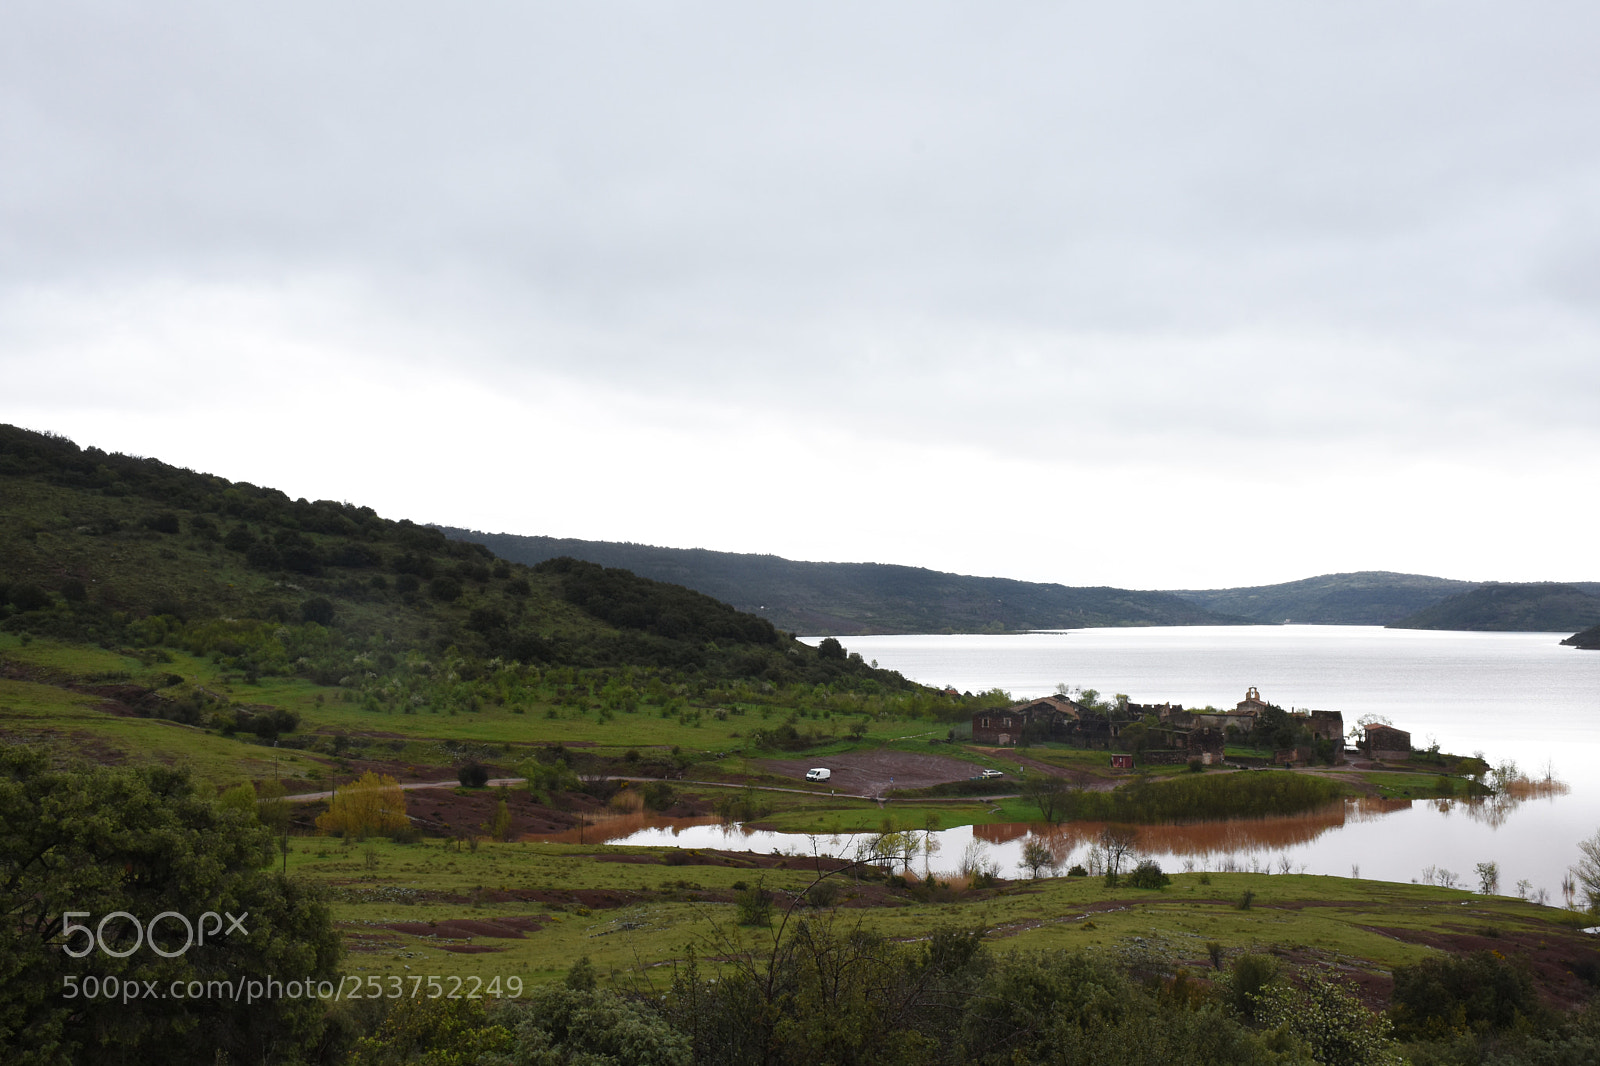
1388, 582, 1600, 633
437, 528, 1248, 635
0, 424, 987, 783
1167, 571, 1477, 625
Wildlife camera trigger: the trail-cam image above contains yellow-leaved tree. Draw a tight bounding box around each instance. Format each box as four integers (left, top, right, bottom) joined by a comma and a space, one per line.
315, 771, 409, 840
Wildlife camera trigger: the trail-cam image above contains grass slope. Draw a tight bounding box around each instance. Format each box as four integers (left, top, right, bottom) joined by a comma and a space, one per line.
303, 835, 1600, 1012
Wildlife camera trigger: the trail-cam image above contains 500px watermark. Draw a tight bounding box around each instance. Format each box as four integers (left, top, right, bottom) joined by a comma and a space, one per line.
60, 911, 249, 958
62, 973, 526, 1004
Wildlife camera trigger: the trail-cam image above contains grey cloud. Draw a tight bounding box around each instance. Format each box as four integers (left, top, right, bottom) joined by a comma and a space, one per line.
4, 2, 1600, 459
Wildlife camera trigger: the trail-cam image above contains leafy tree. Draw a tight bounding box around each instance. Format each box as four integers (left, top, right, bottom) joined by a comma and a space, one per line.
1257, 970, 1401, 1066
347, 995, 512, 1065
457, 761, 491, 788
486, 791, 513, 841
817, 636, 846, 660
299, 595, 335, 626
1389, 950, 1542, 1041
428, 575, 463, 602
484, 974, 692, 1066
8, 583, 51, 611
1222, 952, 1280, 1023
315, 771, 409, 839
0, 746, 341, 1065
217, 782, 259, 819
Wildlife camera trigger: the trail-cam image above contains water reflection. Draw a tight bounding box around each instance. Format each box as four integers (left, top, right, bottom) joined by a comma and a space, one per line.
531, 782, 1574, 893
1456, 777, 1572, 829
523, 810, 724, 846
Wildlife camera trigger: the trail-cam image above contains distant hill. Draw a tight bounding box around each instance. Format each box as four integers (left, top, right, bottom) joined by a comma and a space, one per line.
1562, 623, 1600, 650
1166, 571, 1478, 625
435, 529, 1249, 635
1388, 583, 1600, 633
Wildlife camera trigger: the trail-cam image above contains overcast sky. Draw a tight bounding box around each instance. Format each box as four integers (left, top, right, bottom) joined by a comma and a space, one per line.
3, 3, 1598, 591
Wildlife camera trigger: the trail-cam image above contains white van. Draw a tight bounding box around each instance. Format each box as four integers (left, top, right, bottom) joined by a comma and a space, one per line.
804, 767, 831, 782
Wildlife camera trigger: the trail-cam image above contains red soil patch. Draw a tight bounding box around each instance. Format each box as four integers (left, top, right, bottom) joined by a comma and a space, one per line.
1361, 921, 1600, 1011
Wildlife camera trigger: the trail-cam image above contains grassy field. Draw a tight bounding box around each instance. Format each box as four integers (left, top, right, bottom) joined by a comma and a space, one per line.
295, 834, 1599, 1003
0, 633, 958, 790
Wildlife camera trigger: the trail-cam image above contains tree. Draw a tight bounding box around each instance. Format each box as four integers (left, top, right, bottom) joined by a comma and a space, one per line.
1257, 970, 1401, 1066
1574, 829, 1600, 912
1475, 860, 1500, 895
1022, 774, 1074, 823
299, 595, 335, 625
486, 789, 513, 841
1097, 824, 1140, 886
0, 746, 341, 1065
315, 770, 409, 839
1019, 838, 1059, 879
818, 637, 846, 660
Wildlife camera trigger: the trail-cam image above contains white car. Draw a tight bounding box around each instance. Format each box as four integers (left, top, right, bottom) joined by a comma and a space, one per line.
979, 769, 1004, 779
804, 767, 831, 782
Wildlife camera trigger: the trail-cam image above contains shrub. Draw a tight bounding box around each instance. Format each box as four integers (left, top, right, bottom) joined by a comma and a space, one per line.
1390, 950, 1543, 1039
736, 881, 774, 926
1224, 953, 1280, 1022
806, 878, 842, 907
457, 761, 491, 788
642, 781, 677, 811
1067, 864, 1088, 878
8, 583, 51, 611
1127, 859, 1171, 889
1237, 888, 1256, 910
300, 596, 335, 626
428, 576, 462, 602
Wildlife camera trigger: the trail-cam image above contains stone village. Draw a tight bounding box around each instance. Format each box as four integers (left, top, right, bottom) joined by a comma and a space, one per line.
971, 686, 1413, 768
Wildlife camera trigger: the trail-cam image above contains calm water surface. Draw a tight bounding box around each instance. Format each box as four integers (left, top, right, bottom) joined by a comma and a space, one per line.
609, 627, 1600, 897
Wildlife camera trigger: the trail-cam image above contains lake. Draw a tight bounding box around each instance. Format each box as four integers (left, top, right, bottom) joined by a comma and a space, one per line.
609, 627, 1600, 898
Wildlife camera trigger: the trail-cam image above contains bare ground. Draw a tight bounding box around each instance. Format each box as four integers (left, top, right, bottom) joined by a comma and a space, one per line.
760, 749, 978, 797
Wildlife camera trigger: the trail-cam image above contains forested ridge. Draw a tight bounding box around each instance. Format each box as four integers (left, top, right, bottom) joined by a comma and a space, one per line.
0, 424, 922, 699
447, 531, 1600, 635
1388, 582, 1600, 634
438, 527, 1248, 635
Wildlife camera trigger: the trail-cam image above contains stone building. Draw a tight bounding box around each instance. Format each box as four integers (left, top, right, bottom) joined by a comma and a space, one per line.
1360, 723, 1412, 759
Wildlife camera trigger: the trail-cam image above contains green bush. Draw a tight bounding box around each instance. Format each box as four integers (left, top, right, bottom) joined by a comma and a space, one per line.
1126, 859, 1171, 889
1390, 950, 1544, 1040
642, 780, 677, 811
736, 881, 774, 926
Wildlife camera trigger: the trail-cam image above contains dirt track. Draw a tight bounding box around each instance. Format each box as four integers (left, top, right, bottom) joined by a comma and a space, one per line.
761, 750, 978, 797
